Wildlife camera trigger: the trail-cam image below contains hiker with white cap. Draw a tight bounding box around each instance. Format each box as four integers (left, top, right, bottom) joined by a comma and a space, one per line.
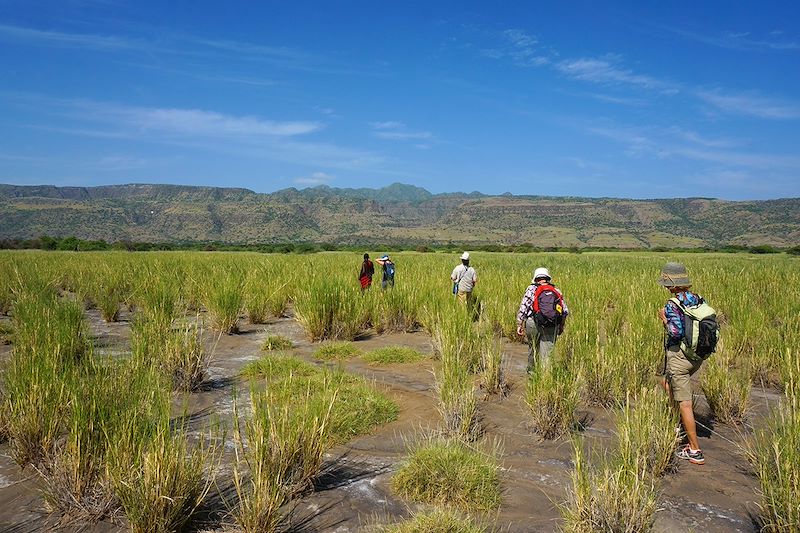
376, 254, 395, 289
450, 252, 478, 306
516, 267, 569, 372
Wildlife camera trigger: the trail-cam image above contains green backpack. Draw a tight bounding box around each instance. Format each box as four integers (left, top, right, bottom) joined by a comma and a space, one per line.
670, 296, 720, 361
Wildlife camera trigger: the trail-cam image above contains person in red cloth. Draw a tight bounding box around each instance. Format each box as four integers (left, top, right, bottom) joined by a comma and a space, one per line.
358, 253, 375, 291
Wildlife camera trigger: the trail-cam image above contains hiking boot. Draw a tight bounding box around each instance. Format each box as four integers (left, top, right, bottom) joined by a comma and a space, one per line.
676, 445, 705, 465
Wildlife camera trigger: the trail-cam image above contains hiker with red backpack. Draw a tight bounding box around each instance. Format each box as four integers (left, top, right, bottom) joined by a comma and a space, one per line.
658, 262, 719, 466
516, 267, 568, 373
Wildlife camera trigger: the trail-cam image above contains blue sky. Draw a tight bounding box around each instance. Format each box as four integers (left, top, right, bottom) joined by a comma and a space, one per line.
1, 0, 798, 200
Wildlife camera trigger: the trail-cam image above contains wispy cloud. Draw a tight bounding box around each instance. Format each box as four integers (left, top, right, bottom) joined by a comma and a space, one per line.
556, 56, 677, 92
583, 121, 800, 170
581, 92, 649, 107
0, 22, 368, 74
370, 121, 406, 130
695, 89, 800, 120
668, 26, 800, 51
10, 94, 385, 172
294, 171, 334, 186
370, 121, 433, 141
119, 107, 322, 137
0, 23, 141, 50
479, 28, 550, 67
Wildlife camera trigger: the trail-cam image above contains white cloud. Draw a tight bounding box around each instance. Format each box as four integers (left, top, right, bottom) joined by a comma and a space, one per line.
122, 107, 322, 137
481, 28, 550, 67
370, 121, 433, 141
668, 26, 800, 51
11, 94, 385, 172
695, 89, 800, 120
583, 121, 800, 170
374, 130, 432, 140
556, 57, 675, 91
294, 171, 334, 186
370, 121, 406, 130
0, 23, 140, 50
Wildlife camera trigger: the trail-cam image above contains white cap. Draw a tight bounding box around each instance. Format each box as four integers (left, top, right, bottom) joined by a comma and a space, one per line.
533, 267, 550, 281
460, 252, 470, 260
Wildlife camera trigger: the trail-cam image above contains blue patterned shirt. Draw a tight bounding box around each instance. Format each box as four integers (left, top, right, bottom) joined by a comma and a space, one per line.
664, 290, 701, 343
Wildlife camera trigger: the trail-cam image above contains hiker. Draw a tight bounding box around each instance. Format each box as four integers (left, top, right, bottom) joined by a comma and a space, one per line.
658, 262, 711, 466
516, 267, 568, 372
358, 253, 375, 291
450, 252, 478, 305
376, 254, 395, 289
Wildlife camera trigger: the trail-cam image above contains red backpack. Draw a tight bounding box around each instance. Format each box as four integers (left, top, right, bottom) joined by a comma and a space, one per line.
532, 284, 565, 327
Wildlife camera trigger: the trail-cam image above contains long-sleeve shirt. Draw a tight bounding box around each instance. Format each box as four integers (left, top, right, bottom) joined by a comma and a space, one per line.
517, 284, 569, 326
664, 290, 701, 345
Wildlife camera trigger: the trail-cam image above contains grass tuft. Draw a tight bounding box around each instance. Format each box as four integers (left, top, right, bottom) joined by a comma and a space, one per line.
525, 365, 579, 440
261, 334, 294, 351
701, 354, 751, 425
362, 346, 425, 365
379, 508, 488, 533
314, 341, 361, 361
392, 437, 501, 511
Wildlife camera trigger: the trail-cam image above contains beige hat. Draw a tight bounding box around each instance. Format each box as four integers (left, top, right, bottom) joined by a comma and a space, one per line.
533, 267, 551, 282
657, 262, 692, 287
460, 252, 470, 260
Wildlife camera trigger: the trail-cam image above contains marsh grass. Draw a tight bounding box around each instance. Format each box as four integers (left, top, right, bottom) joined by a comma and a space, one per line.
165, 319, 208, 392
245, 268, 271, 324
392, 437, 501, 511
525, 365, 579, 440
294, 278, 366, 341
362, 346, 425, 365
241, 354, 398, 443
0, 320, 13, 344
617, 388, 678, 478
3, 345, 70, 466
91, 266, 129, 322
479, 337, 507, 396
203, 268, 244, 334
261, 334, 293, 351
3, 291, 88, 466
232, 381, 337, 532
110, 425, 216, 533
378, 508, 488, 533
436, 351, 479, 441
241, 353, 317, 379
562, 438, 658, 533
432, 308, 482, 373
34, 358, 170, 523
701, 354, 751, 425
748, 355, 800, 532
315, 341, 361, 361
13, 290, 88, 365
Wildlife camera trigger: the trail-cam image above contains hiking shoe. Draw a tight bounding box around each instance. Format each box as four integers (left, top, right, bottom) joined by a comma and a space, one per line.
676, 445, 705, 465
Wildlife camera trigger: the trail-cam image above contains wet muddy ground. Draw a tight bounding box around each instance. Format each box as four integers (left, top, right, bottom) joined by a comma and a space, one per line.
0, 310, 773, 532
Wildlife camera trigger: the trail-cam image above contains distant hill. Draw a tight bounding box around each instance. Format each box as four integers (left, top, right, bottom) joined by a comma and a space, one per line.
1, 182, 798, 248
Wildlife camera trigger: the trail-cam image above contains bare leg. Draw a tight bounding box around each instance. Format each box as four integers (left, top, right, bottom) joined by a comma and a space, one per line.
679, 400, 700, 450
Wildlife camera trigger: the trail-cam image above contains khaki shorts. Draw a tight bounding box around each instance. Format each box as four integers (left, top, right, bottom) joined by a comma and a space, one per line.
664, 347, 702, 403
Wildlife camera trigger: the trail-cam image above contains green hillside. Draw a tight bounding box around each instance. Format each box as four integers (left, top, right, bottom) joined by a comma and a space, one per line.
1, 183, 798, 247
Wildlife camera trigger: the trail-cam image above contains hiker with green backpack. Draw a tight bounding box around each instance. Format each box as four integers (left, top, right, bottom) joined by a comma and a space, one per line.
516, 267, 569, 373
657, 262, 719, 466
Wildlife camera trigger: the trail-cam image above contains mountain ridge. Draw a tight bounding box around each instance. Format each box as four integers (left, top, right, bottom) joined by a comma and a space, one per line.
1, 182, 798, 248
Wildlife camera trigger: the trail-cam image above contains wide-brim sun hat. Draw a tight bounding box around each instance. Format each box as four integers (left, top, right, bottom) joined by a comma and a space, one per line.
460, 252, 470, 260
380, 255, 389, 261
657, 262, 692, 287
533, 267, 551, 281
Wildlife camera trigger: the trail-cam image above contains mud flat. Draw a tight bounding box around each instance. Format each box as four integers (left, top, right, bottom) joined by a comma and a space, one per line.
0, 309, 764, 532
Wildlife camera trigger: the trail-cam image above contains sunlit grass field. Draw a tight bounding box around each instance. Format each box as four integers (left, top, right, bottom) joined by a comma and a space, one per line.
0, 249, 797, 531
